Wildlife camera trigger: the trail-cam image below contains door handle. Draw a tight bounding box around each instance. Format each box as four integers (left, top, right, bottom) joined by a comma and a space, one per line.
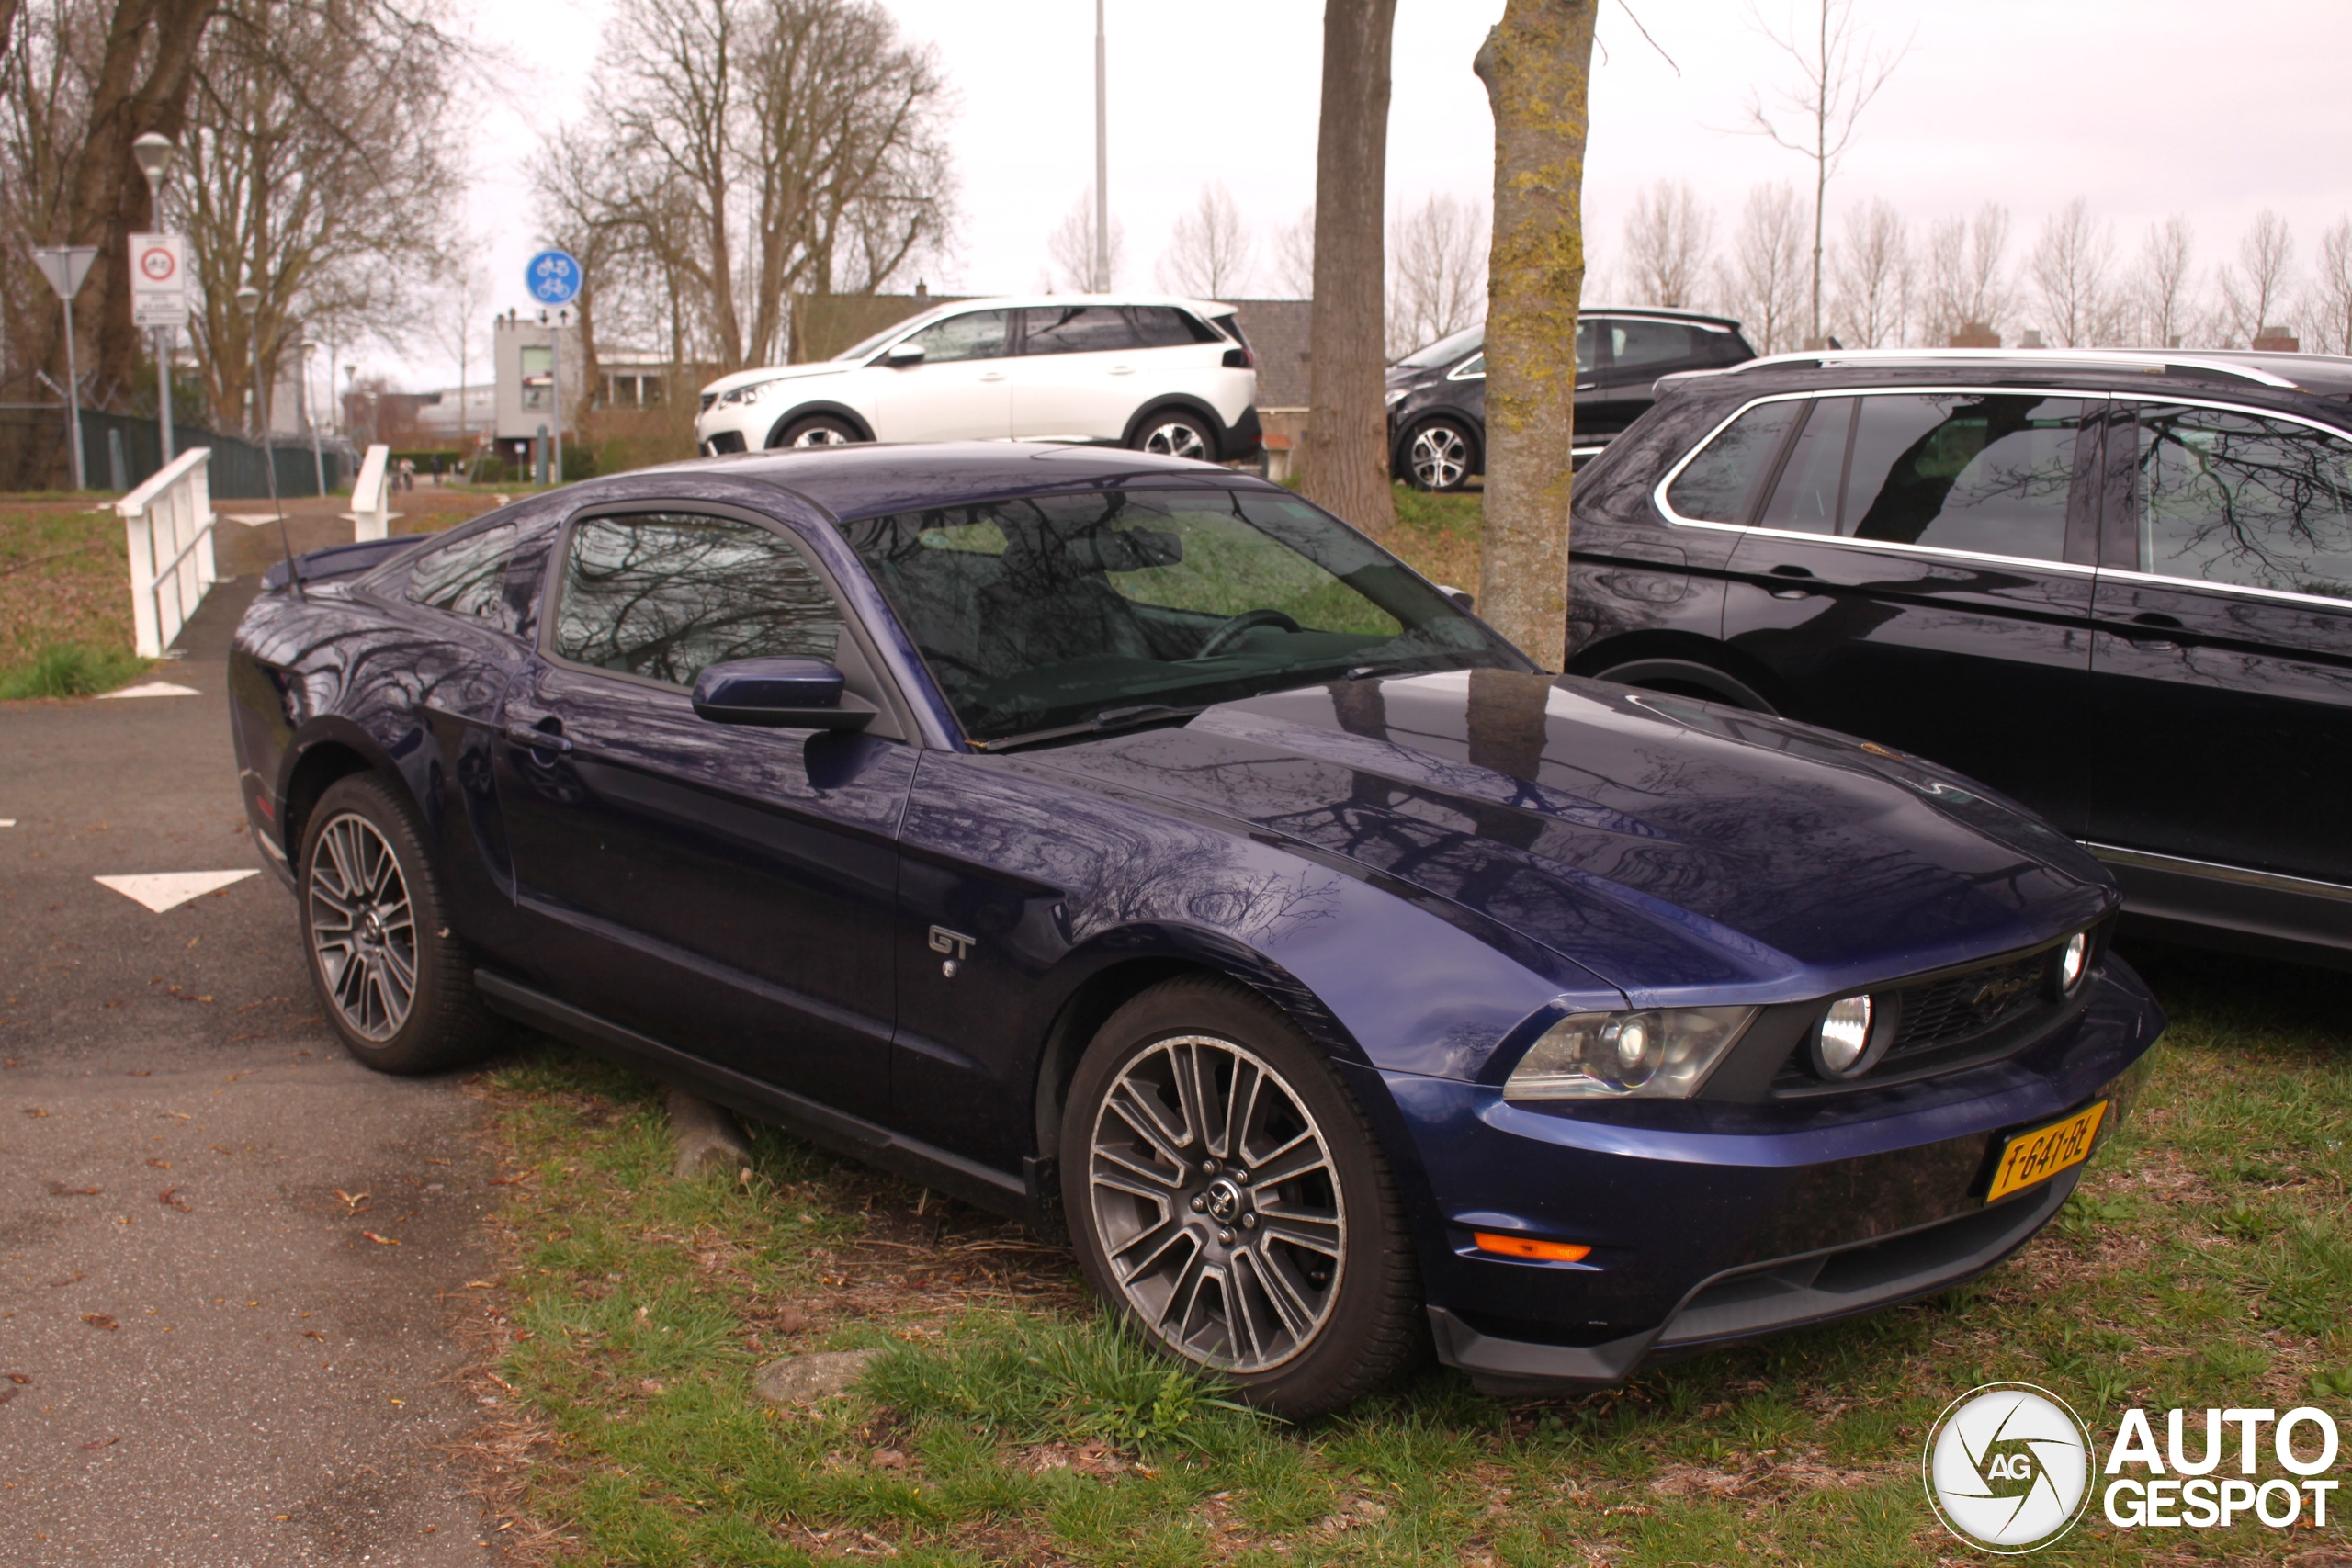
978, 371, 1006, 382
504, 721, 572, 757
1109, 364, 1134, 376
1766, 564, 1816, 599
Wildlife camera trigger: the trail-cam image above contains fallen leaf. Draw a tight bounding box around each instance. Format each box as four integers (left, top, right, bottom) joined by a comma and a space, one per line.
487, 1175, 521, 1186
81, 1314, 118, 1330
46, 1273, 82, 1288
158, 1189, 190, 1213
146, 1158, 170, 1168
80, 1437, 119, 1450
302, 1329, 324, 1340
870, 1448, 909, 1469
23, 1108, 51, 1117
637, 1379, 665, 1396
47, 1182, 100, 1196
362, 1231, 400, 1246
6, 1373, 29, 1383
333, 1190, 369, 1214
463, 1280, 495, 1289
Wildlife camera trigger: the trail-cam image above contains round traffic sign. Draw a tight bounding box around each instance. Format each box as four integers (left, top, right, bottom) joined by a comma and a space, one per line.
139, 245, 176, 282
526, 249, 582, 307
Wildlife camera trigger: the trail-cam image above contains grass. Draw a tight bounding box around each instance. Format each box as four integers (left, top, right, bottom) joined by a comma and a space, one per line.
0, 500, 152, 697
469, 942, 2352, 1565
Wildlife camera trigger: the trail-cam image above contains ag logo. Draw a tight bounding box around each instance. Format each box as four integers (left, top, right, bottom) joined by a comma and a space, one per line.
1924, 1382, 2093, 1552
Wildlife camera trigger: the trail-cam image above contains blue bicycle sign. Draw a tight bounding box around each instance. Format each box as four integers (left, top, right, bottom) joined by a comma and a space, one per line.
526, 249, 582, 307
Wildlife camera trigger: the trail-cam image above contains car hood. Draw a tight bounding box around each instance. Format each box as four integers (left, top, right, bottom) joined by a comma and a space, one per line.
700, 361, 854, 399
1023, 671, 2116, 1008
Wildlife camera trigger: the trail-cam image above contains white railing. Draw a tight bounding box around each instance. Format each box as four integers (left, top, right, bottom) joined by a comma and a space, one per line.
119, 447, 216, 659
350, 443, 391, 541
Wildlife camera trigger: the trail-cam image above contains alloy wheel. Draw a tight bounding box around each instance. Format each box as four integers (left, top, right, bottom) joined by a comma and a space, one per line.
306, 813, 417, 1042
1141, 421, 1209, 460
1087, 1034, 1346, 1372
791, 424, 852, 446
1408, 423, 1470, 489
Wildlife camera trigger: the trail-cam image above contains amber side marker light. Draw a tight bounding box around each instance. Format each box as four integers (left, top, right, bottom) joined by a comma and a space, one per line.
1474, 1232, 1592, 1263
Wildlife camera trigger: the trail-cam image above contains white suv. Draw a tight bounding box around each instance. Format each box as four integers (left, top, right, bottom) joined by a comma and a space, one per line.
694, 295, 1261, 461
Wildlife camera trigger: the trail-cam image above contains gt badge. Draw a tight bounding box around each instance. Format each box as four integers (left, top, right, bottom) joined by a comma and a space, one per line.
928, 926, 976, 977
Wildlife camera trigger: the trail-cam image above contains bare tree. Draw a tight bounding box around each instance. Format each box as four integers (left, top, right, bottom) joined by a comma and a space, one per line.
1828, 197, 1905, 346
1921, 202, 2011, 345
1295, 0, 1398, 537
432, 246, 491, 443
2122, 214, 2196, 349
1047, 188, 1123, 292
2029, 197, 2116, 348
1717, 182, 1807, 355
1386, 192, 1487, 359
1737, 0, 1908, 348
2306, 218, 2352, 356
1271, 204, 1315, 298
2217, 209, 2295, 347
1155, 182, 1252, 299
1622, 179, 1713, 310
1473, 0, 1597, 670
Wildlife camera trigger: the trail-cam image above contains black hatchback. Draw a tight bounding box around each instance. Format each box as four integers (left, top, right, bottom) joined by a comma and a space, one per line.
1386, 309, 1756, 490
1565, 347, 2352, 968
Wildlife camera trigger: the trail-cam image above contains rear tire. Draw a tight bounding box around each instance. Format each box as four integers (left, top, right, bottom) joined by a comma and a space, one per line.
776, 413, 864, 448
1058, 975, 1422, 1421
299, 774, 504, 1075
1131, 410, 1216, 462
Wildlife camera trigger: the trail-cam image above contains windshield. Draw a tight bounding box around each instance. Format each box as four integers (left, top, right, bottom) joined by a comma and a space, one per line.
1395, 322, 1485, 370
840, 487, 1523, 744
831, 309, 948, 363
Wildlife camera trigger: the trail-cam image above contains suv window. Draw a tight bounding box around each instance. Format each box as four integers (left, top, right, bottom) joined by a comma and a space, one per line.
1662, 399, 1804, 524
2130, 404, 2352, 599
407, 520, 520, 621
552, 513, 842, 687
1842, 394, 2089, 561
1021, 306, 1139, 355
1758, 397, 1855, 534
905, 309, 1011, 364
1610, 321, 1703, 371
1127, 307, 1216, 347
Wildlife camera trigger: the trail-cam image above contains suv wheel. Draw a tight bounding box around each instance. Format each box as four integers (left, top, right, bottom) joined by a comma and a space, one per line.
1402, 417, 1477, 491
1133, 411, 1215, 462
777, 413, 862, 447
1059, 975, 1422, 1420
300, 774, 505, 1075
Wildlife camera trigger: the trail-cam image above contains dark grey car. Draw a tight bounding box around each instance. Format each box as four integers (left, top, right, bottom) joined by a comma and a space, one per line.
1385, 309, 1757, 491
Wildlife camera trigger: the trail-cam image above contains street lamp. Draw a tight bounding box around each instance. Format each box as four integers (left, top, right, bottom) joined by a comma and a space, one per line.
301, 340, 324, 496
130, 133, 180, 465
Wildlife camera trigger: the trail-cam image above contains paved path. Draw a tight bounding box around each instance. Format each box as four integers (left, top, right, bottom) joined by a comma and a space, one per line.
3, 569, 503, 1565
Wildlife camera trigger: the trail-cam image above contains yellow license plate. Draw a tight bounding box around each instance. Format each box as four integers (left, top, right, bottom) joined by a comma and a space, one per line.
1985, 1101, 2109, 1202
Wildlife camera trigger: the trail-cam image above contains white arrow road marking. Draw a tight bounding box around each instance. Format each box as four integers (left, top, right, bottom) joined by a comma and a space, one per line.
95, 870, 261, 912
98, 682, 201, 699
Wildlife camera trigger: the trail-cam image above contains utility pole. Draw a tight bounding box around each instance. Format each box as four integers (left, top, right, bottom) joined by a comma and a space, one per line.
130, 134, 183, 467
1093, 0, 1109, 292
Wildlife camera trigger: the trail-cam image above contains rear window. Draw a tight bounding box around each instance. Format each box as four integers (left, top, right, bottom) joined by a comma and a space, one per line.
1021, 306, 1139, 355
1663, 400, 1804, 524
1129, 307, 1219, 347
1609, 320, 1706, 371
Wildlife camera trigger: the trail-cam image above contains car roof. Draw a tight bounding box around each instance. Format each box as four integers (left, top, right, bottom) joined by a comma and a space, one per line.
902, 292, 1238, 316
1580, 304, 1749, 331
632, 440, 1274, 522
1659, 345, 2352, 400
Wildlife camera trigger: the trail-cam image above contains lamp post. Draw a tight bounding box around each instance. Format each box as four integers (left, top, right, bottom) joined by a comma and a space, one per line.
301, 340, 325, 495
130, 132, 180, 466
237, 283, 288, 538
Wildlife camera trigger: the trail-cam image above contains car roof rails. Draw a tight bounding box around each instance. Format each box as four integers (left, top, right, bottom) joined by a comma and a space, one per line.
1710, 346, 2303, 389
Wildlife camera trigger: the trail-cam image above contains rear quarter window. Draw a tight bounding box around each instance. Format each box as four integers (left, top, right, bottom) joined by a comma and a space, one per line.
1661, 400, 1804, 524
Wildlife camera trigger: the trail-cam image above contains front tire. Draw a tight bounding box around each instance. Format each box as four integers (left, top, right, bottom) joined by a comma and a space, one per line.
1059, 975, 1422, 1420
776, 412, 864, 448
1400, 416, 1478, 491
300, 774, 503, 1075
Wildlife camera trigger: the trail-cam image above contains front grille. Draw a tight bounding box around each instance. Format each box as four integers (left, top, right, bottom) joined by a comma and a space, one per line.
1883, 949, 2054, 1063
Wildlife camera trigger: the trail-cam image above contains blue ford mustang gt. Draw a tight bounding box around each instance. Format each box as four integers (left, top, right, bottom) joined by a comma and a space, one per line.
229, 443, 2162, 1417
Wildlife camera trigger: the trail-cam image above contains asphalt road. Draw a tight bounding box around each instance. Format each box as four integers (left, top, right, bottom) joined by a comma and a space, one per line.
3, 568, 503, 1565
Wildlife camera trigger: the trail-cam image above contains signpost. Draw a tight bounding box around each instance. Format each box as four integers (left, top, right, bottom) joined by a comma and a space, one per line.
526, 249, 582, 485
29, 246, 99, 491
130, 232, 189, 465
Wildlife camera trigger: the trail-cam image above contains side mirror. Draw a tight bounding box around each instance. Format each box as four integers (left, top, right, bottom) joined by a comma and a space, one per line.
691, 658, 876, 731
883, 341, 925, 368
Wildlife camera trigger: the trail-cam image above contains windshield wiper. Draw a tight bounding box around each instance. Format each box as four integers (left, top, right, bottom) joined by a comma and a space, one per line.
971, 703, 1207, 752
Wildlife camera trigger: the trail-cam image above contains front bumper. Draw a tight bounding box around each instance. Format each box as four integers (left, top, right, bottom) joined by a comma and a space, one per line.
1379, 962, 2163, 1393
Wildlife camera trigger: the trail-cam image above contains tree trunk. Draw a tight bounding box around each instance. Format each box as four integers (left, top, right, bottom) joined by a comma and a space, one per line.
1296, 0, 1396, 539
1473, 0, 1596, 671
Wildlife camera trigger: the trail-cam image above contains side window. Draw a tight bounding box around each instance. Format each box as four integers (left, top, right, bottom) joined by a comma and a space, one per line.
1758, 397, 1856, 535
1662, 399, 1804, 524
1021, 305, 1140, 355
1127, 307, 1216, 347
1450, 352, 1487, 379
1575, 320, 1595, 377
905, 309, 1010, 364
1611, 321, 1702, 372
2130, 405, 2352, 600
1843, 394, 2090, 561
407, 521, 520, 622
552, 513, 842, 687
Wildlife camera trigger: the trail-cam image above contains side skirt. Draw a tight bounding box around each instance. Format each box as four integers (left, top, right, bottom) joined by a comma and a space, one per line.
473, 969, 1037, 1224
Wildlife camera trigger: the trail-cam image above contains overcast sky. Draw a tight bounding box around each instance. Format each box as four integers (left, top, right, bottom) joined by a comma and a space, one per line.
410, 0, 2352, 388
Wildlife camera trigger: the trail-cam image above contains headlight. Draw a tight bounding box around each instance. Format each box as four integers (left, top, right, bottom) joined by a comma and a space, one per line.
1810, 993, 1883, 1079
1385, 385, 1411, 407
2057, 931, 2089, 995
718, 377, 785, 407
1503, 1006, 1756, 1100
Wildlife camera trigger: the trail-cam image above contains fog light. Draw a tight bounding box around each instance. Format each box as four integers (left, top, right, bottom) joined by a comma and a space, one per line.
1814, 994, 1876, 1078
2058, 931, 2089, 995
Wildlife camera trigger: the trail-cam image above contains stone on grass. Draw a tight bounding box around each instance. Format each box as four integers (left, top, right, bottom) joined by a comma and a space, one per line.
667, 1087, 751, 1179
753, 1348, 877, 1407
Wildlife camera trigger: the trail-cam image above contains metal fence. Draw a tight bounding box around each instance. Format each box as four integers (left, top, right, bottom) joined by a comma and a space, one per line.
0, 406, 348, 498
